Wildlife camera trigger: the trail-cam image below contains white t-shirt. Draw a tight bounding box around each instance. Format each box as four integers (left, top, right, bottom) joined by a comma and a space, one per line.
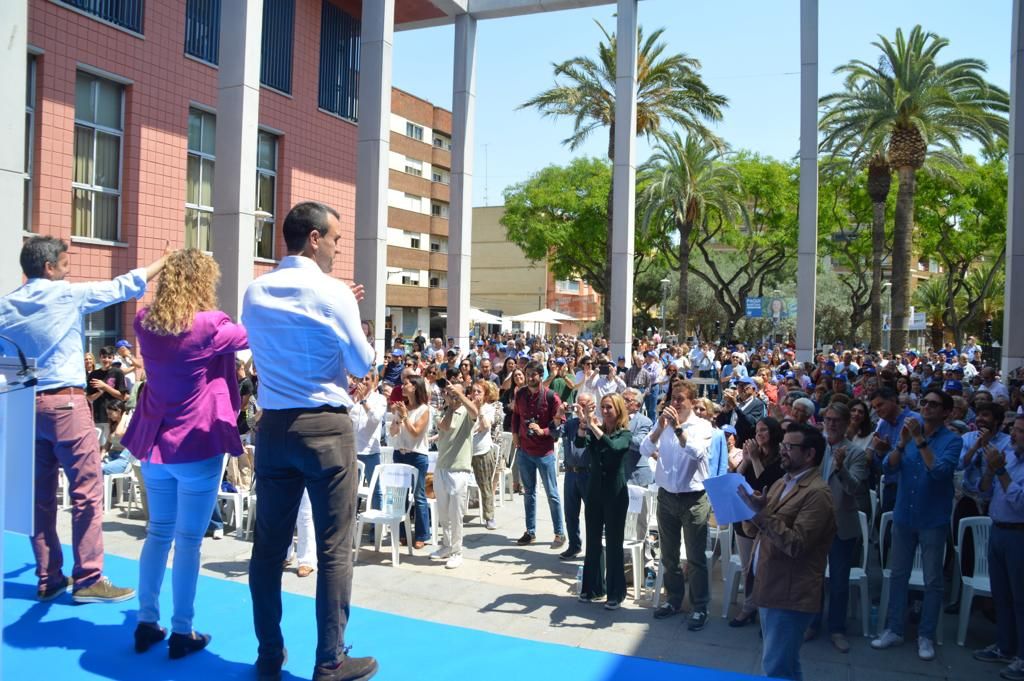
472, 402, 495, 456
392, 404, 431, 454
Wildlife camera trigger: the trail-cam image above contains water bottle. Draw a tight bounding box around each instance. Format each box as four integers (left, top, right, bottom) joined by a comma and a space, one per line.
575, 566, 584, 595
869, 605, 879, 634
385, 488, 395, 515
644, 569, 655, 590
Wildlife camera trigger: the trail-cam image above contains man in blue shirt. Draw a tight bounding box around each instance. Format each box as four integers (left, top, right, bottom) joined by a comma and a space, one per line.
871, 389, 962, 662
0, 236, 166, 603
964, 414, 1024, 680
867, 387, 922, 514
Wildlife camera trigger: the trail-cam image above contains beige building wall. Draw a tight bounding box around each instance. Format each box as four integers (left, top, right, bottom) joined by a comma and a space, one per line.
471, 206, 548, 316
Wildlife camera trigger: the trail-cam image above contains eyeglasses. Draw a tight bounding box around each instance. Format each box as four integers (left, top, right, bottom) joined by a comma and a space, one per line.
780, 441, 807, 453
920, 399, 945, 408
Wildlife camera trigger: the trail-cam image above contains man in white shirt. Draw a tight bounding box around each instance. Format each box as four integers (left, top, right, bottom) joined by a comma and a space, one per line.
591, 361, 627, 398
640, 379, 715, 631
981, 367, 1011, 404
243, 202, 377, 681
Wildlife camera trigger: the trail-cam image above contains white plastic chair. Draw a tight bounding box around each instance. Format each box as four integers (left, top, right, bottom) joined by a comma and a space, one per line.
824, 511, 871, 636
380, 445, 394, 466
877, 511, 944, 643
869, 489, 879, 535
104, 471, 134, 513
356, 459, 368, 511
956, 516, 992, 646
354, 463, 417, 566
216, 454, 246, 537
651, 508, 717, 609
623, 484, 647, 602
426, 452, 439, 545
721, 526, 744, 617
496, 432, 515, 505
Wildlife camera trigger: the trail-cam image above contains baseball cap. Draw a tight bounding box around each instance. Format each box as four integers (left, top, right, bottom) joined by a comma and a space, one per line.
391, 348, 405, 357
834, 372, 848, 381
944, 380, 963, 392
555, 358, 566, 365
115, 339, 132, 349
739, 377, 757, 386
476, 340, 484, 346
644, 350, 657, 358
617, 355, 625, 361
721, 424, 737, 436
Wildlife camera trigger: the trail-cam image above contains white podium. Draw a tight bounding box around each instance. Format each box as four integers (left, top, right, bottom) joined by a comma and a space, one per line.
0, 356, 37, 673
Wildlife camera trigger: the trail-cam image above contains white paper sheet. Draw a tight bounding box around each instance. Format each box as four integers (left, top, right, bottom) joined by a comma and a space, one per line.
703, 473, 756, 526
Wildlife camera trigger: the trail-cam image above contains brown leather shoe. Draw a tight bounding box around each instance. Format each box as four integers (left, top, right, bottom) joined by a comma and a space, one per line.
297, 565, 314, 578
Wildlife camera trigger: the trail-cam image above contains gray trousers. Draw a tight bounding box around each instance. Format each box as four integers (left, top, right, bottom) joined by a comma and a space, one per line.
657, 488, 711, 612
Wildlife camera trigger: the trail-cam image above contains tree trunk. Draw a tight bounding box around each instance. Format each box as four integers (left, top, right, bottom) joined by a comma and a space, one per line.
930, 322, 944, 351
676, 219, 692, 339
890, 166, 917, 353
870, 200, 886, 350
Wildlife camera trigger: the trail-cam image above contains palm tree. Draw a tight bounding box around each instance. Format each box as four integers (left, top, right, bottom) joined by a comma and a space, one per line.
913, 277, 954, 350
638, 133, 743, 337
819, 26, 1008, 352
521, 22, 727, 334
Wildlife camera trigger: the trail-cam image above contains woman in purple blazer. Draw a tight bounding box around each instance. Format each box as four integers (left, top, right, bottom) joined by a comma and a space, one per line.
122, 249, 248, 659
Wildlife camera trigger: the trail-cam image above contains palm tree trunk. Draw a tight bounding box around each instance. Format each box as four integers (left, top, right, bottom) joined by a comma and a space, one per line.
676, 219, 692, 338
890, 166, 916, 352
870, 200, 885, 350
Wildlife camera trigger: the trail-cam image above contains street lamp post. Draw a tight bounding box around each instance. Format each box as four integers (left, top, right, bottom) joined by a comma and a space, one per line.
881, 281, 892, 353
660, 277, 671, 337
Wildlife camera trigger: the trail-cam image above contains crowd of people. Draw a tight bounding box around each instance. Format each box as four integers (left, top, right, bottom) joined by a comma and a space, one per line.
3, 198, 1024, 681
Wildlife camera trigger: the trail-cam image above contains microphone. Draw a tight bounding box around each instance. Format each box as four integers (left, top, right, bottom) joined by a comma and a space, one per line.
0, 333, 38, 389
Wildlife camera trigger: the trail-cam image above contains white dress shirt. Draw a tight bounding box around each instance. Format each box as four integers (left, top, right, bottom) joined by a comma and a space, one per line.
351, 391, 387, 455
640, 411, 714, 493
241, 256, 374, 410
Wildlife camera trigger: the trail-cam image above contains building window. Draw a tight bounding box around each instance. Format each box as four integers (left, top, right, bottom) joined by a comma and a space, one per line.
24, 54, 36, 232
401, 192, 422, 212
432, 169, 449, 185
58, 0, 144, 34
184, 0, 220, 64
433, 134, 451, 150
318, 0, 359, 120
404, 157, 423, 177
556, 279, 581, 294
430, 201, 448, 218
255, 130, 277, 259
185, 108, 216, 251
428, 271, 447, 289
84, 306, 122, 357
406, 122, 424, 141
73, 71, 124, 242
260, 0, 294, 94
429, 237, 447, 253
409, 235, 421, 249
401, 272, 420, 286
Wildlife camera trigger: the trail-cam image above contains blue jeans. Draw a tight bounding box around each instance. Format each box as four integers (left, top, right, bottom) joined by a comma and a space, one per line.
517, 450, 564, 536
885, 523, 946, 640
643, 388, 659, 419
810, 534, 857, 634
358, 452, 382, 510
393, 450, 430, 542
208, 499, 223, 533
989, 525, 1024, 657
562, 469, 589, 552
760, 607, 815, 680
138, 455, 222, 634
101, 452, 131, 475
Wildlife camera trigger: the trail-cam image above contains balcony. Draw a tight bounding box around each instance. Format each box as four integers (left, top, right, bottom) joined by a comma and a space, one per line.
430, 182, 450, 203
388, 207, 429, 234
430, 216, 448, 236
389, 168, 431, 197
387, 245, 429, 271
386, 284, 427, 307
389, 131, 432, 161
428, 251, 448, 271
431, 145, 451, 169
428, 288, 448, 307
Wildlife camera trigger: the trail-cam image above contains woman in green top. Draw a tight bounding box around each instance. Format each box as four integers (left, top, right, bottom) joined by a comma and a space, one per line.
576, 393, 633, 609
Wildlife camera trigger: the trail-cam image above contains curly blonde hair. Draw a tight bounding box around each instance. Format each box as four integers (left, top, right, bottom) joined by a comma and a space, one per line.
142, 249, 220, 336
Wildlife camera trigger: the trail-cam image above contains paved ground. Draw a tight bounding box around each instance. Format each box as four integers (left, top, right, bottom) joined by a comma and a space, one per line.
70, 478, 1003, 681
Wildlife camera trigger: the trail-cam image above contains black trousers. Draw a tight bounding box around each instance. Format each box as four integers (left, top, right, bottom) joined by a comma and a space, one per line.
582, 485, 629, 601
250, 408, 357, 668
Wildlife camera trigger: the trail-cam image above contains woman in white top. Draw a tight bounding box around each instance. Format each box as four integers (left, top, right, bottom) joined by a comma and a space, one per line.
389, 374, 432, 548
351, 371, 388, 509
469, 380, 500, 530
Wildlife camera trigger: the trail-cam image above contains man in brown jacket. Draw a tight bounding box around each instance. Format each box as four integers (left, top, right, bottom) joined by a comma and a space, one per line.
739, 422, 836, 681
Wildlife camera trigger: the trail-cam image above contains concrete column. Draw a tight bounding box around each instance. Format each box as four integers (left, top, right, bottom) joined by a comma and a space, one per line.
0, 1, 27, 295
211, 0, 262, 320
1003, 0, 1024, 378
447, 13, 476, 352
795, 0, 818, 362
354, 0, 394, 360
609, 0, 638, 365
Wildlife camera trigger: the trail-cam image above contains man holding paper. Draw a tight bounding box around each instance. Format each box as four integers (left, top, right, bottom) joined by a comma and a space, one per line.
640, 379, 714, 631
738, 422, 836, 681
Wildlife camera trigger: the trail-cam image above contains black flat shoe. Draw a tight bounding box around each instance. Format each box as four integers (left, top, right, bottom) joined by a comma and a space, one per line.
728, 611, 757, 628
134, 621, 167, 652
168, 631, 211, 659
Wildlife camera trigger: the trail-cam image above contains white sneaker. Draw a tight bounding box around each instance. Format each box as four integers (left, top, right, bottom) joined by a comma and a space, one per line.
430, 546, 451, 561
445, 553, 463, 569
871, 630, 905, 649
212, 528, 224, 540
918, 637, 936, 661
485, 519, 497, 530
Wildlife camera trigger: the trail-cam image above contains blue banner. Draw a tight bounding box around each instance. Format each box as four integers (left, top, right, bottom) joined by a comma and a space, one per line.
745, 297, 763, 318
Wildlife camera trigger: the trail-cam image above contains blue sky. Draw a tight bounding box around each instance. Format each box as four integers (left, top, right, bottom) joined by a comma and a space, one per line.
392, 0, 1012, 207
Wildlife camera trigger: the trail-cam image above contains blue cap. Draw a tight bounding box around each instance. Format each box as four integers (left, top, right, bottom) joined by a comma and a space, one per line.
785, 371, 795, 379
834, 372, 848, 381
476, 340, 484, 346
618, 355, 625, 361
518, 351, 530, 359
115, 339, 132, 349
826, 360, 836, 367
644, 350, 656, 358
555, 358, 566, 365
821, 370, 833, 377
391, 348, 405, 357
721, 424, 737, 436
864, 367, 877, 374
685, 371, 694, 379
739, 376, 757, 386
944, 380, 963, 392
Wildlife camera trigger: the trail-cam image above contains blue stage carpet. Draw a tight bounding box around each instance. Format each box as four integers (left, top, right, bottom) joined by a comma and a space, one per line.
3, 532, 760, 680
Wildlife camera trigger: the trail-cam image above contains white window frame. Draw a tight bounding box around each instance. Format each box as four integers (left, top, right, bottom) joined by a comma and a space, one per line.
24, 53, 37, 232
433, 134, 451, 150
404, 156, 423, 177
556, 279, 581, 294
185, 107, 216, 251
72, 71, 124, 242
431, 201, 449, 218
255, 129, 278, 260
406, 122, 424, 141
